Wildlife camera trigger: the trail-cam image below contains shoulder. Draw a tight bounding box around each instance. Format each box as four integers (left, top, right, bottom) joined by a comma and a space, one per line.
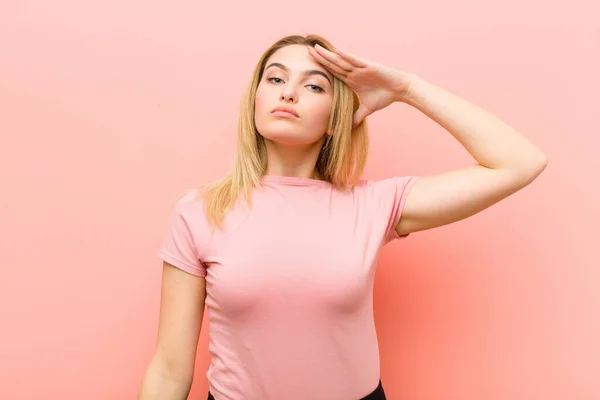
175, 186, 205, 206
170, 186, 209, 222
352, 175, 419, 196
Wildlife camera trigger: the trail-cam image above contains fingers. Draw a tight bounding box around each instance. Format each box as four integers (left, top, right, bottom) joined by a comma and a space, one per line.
332, 47, 368, 68
309, 45, 351, 77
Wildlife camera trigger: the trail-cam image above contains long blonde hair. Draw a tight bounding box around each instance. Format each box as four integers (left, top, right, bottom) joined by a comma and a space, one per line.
190, 34, 369, 230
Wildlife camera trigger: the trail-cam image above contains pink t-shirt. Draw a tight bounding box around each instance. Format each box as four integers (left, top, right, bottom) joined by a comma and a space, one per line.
157, 174, 420, 400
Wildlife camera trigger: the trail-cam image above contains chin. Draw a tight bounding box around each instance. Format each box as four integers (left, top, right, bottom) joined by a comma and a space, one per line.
263, 131, 306, 145
260, 127, 323, 146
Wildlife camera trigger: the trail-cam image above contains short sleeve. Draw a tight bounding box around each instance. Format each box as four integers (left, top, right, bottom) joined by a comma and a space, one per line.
370, 175, 421, 245
156, 195, 207, 277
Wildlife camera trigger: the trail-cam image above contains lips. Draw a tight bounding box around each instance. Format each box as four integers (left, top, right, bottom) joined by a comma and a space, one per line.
272, 106, 299, 117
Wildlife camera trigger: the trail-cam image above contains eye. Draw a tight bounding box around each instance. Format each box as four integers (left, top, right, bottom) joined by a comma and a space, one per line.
307, 84, 325, 93
267, 77, 325, 93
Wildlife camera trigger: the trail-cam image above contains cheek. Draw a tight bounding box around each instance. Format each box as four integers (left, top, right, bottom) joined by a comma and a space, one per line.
254, 87, 266, 113
311, 98, 333, 126
254, 85, 276, 120
253, 87, 273, 132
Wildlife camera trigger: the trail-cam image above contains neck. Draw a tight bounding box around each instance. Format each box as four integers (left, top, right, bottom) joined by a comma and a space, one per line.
263, 137, 326, 180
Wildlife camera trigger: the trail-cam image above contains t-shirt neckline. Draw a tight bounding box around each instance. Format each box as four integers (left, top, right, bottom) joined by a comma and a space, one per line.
261, 174, 331, 187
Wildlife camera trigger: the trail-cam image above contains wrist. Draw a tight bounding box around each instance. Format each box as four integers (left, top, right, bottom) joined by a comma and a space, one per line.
395, 72, 420, 103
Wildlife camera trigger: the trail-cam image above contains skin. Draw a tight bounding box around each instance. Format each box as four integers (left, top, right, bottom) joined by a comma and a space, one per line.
308, 43, 548, 237
254, 44, 335, 181
140, 45, 337, 399
139, 41, 548, 399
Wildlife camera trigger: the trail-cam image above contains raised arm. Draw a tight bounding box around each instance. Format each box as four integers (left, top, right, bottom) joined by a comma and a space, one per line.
395, 75, 547, 236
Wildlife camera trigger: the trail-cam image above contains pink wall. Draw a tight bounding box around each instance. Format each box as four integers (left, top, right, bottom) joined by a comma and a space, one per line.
1, 1, 598, 399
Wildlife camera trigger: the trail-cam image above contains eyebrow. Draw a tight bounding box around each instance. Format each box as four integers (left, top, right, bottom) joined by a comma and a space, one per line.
264, 62, 332, 85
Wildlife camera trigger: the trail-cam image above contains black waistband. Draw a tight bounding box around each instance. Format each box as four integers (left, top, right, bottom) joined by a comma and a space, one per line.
207, 379, 386, 400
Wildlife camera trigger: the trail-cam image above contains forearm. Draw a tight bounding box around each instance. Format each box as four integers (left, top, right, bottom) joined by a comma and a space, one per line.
399, 74, 547, 173
139, 360, 192, 400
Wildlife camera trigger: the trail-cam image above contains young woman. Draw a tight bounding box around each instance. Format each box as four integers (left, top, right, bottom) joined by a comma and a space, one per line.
139, 34, 547, 400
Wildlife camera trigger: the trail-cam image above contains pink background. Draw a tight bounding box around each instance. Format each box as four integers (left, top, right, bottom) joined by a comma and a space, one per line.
1, 1, 598, 399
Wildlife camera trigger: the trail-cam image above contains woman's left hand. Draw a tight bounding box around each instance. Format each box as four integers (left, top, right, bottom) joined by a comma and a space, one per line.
309, 44, 414, 128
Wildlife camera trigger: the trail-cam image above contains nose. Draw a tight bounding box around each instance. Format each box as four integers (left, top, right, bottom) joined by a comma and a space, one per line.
280, 86, 296, 103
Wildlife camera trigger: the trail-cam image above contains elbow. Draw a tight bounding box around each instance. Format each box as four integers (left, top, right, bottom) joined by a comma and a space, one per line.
139, 356, 194, 399
515, 152, 548, 185
531, 152, 548, 176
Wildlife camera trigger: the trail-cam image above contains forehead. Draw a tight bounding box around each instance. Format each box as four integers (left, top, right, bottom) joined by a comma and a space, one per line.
265, 45, 330, 77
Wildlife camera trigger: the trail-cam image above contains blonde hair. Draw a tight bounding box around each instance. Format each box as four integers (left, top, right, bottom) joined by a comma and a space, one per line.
189, 34, 369, 231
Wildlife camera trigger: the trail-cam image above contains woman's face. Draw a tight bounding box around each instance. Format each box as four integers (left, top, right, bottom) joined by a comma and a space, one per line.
254, 44, 334, 146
